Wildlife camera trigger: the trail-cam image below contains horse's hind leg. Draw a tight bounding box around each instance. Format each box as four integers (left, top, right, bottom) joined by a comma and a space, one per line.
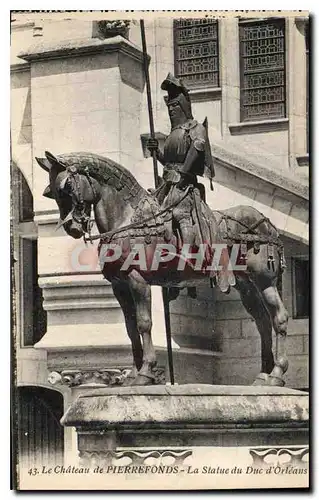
260, 284, 289, 385
235, 277, 275, 382
261, 285, 288, 337
247, 245, 289, 385
112, 279, 143, 382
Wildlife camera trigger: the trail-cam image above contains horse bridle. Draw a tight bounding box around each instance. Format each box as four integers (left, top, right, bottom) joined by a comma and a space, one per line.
59, 166, 97, 242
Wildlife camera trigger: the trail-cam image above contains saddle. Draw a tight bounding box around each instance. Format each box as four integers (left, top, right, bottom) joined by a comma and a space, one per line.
126, 190, 284, 296
128, 187, 236, 293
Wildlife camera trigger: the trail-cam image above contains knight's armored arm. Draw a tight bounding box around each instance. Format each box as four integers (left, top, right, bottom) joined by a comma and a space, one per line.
179, 122, 206, 176
180, 136, 205, 176
146, 138, 166, 166
156, 148, 165, 165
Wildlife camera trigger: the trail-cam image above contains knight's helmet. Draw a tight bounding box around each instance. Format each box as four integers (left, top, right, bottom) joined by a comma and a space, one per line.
161, 72, 193, 120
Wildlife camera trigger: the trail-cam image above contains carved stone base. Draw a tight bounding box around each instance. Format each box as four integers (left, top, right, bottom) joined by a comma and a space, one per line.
59, 385, 309, 489
61, 383, 309, 451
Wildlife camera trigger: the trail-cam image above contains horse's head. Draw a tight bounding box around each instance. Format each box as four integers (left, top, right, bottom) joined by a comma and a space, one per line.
36, 151, 99, 239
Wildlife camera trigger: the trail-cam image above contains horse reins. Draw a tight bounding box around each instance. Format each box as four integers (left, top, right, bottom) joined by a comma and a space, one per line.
66, 166, 97, 238
60, 166, 191, 244
83, 186, 192, 244
65, 170, 284, 271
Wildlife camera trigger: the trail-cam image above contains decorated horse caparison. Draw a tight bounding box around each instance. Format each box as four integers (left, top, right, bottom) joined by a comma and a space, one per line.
36, 149, 289, 387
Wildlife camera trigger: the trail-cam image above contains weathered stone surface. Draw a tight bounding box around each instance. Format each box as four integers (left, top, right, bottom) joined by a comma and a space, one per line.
61, 384, 308, 428
18, 35, 145, 63
211, 143, 309, 200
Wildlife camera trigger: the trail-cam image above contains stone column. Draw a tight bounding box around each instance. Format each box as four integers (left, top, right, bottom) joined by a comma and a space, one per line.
220, 18, 240, 137
288, 18, 308, 163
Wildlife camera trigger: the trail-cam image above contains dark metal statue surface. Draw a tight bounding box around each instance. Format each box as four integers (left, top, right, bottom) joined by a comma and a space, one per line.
147, 73, 215, 297
36, 74, 289, 388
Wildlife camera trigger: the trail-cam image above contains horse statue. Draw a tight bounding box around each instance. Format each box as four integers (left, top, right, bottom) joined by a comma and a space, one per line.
36, 150, 289, 387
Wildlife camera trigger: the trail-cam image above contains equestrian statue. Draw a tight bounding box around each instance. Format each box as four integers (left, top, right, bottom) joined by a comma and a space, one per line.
36, 73, 289, 387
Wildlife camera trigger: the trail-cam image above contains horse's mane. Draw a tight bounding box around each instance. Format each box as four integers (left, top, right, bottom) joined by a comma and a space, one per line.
56, 152, 145, 207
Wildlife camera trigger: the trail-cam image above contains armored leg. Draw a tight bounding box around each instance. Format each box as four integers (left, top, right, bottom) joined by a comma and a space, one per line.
179, 219, 195, 247
171, 189, 197, 298
178, 219, 197, 299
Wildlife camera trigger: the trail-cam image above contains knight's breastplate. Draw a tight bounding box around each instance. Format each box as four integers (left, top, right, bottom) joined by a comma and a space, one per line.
163, 127, 191, 165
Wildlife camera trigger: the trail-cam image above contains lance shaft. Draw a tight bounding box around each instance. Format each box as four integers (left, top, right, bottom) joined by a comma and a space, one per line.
140, 19, 160, 189
140, 19, 175, 385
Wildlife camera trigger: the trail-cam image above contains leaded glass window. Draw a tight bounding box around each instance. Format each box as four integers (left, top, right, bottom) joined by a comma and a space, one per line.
174, 19, 219, 88
239, 19, 286, 122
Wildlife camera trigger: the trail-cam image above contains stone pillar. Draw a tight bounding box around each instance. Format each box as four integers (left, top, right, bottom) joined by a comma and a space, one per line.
288, 18, 308, 162
220, 18, 240, 137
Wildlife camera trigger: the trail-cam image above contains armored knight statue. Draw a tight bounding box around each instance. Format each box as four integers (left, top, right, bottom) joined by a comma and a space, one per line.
147, 73, 214, 243
147, 73, 215, 297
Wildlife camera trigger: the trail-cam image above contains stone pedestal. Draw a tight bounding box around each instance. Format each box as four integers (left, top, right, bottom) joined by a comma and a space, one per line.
59, 384, 309, 490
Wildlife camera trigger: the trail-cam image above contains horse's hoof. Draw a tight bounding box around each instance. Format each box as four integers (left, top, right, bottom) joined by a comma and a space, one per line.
268, 375, 285, 387
252, 373, 270, 386
275, 356, 289, 374
122, 377, 135, 387
264, 357, 288, 387
121, 367, 138, 386
130, 374, 155, 386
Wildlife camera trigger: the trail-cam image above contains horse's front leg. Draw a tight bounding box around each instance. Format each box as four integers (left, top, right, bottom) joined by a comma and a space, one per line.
128, 270, 156, 386
111, 279, 143, 383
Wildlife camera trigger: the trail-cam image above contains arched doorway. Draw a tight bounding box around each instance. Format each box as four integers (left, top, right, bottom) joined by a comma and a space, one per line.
16, 386, 64, 468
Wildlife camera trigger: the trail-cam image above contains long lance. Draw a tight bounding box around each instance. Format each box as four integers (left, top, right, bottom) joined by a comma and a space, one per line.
140, 19, 175, 385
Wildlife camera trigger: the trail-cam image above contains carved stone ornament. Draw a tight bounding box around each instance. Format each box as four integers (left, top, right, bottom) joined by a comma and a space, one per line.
96, 20, 130, 39
79, 448, 193, 467
249, 447, 309, 468
48, 368, 132, 387
48, 366, 166, 387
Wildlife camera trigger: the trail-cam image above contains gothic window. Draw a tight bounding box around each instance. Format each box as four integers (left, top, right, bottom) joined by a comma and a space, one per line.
174, 18, 219, 88
239, 19, 286, 122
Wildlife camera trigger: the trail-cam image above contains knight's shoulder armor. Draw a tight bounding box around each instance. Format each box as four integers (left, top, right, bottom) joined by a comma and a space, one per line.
189, 121, 206, 152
